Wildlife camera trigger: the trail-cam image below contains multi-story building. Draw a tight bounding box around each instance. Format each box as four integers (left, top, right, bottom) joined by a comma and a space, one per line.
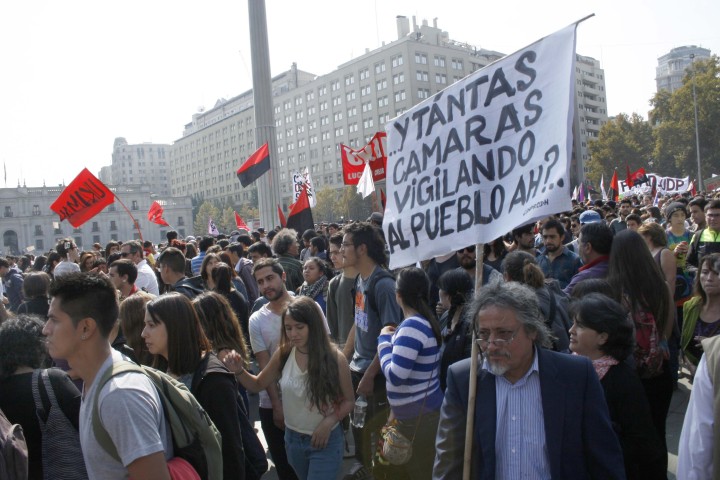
574, 54, 609, 183
109, 138, 172, 196
0, 184, 192, 255
169, 16, 606, 208
656, 45, 712, 93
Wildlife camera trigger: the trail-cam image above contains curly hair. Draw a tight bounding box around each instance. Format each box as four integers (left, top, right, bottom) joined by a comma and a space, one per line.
0, 315, 47, 380
280, 296, 342, 414
272, 228, 299, 256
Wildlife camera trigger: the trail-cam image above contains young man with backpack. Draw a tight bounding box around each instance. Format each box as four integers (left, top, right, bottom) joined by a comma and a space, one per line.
341, 222, 403, 475
43, 273, 173, 480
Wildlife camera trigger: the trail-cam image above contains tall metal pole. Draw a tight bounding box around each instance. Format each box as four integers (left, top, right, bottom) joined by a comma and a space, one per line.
248, 0, 281, 229
690, 54, 704, 192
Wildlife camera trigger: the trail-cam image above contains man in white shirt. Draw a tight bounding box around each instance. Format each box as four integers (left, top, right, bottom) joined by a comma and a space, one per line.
120, 241, 159, 295
44, 272, 172, 479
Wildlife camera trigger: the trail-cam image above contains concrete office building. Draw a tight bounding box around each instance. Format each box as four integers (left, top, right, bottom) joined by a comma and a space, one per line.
107, 138, 172, 196
656, 45, 712, 93
0, 184, 192, 255
574, 54, 609, 183
169, 16, 606, 209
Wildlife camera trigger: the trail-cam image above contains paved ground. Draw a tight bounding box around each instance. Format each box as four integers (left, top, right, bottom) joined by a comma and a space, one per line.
249, 368, 693, 480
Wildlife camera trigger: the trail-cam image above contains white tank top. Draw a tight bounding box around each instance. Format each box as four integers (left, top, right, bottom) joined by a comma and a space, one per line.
279, 347, 337, 435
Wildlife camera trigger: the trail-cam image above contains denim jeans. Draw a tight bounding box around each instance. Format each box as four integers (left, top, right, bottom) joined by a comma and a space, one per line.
284, 424, 344, 480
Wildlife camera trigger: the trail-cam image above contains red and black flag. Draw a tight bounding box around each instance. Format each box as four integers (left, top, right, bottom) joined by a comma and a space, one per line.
286, 184, 314, 234
236, 143, 270, 187
277, 204, 287, 228
625, 166, 649, 188
609, 170, 619, 202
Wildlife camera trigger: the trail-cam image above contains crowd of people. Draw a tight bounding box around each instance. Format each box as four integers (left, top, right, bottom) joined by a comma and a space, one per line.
0, 189, 719, 479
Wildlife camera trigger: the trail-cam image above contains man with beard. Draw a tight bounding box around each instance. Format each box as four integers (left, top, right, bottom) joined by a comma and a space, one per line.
433, 282, 624, 479
456, 245, 503, 286
511, 223, 537, 256
537, 219, 582, 289
248, 258, 299, 480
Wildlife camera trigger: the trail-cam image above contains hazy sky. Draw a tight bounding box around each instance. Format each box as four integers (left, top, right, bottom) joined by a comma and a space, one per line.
1, 0, 717, 189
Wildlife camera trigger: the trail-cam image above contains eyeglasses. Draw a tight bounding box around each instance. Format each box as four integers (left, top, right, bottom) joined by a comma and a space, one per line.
458, 246, 476, 253
475, 328, 519, 349
340, 242, 354, 249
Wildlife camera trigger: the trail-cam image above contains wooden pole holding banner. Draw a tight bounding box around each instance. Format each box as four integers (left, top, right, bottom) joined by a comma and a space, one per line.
463, 242, 484, 480
113, 195, 144, 242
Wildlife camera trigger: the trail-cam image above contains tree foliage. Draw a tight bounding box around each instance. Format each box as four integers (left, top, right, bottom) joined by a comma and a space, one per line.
586, 56, 720, 188
194, 201, 220, 236
586, 113, 655, 182
650, 56, 720, 185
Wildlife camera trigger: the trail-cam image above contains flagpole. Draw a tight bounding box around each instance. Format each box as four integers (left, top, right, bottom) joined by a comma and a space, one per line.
113, 194, 144, 242
463, 242, 484, 480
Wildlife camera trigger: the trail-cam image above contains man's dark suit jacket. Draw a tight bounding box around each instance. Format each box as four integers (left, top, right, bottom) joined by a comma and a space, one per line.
433, 347, 626, 480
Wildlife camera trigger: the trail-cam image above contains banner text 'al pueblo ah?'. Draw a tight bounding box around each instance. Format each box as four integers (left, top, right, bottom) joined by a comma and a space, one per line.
382, 25, 577, 268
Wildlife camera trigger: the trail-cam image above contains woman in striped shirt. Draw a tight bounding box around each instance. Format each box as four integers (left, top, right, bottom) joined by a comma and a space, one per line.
377, 267, 443, 480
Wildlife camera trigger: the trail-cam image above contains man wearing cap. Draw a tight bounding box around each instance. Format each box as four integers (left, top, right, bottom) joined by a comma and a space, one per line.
367, 212, 383, 227
609, 198, 632, 234
563, 222, 614, 296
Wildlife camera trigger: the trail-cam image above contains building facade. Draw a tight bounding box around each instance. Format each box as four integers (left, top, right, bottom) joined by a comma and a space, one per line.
656, 45, 712, 93
0, 184, 192, 255
169, 17, 606, 211
109, 138, 172, 196
573, 54, 609, 183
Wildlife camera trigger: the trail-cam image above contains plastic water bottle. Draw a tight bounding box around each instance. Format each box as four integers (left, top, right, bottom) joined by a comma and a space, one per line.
352, 395, 367, 428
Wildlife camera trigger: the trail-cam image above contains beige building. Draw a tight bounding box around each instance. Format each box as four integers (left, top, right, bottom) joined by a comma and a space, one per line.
573, 54, 609, 184
108, 138, 172, 196
0, 184, 192, 255
169, 16, 606, 209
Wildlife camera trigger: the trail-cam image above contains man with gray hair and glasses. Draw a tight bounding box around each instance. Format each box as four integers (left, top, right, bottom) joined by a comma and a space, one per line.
433, 282, 625, 480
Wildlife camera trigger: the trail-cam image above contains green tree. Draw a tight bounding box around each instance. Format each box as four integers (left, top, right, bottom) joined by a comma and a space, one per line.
337, 186, 374, 222
314, 186, 340, 222
650, 56, 720, 185
220, 206, 235, 233
586, 113, 655, 184
194, 201, 220, 236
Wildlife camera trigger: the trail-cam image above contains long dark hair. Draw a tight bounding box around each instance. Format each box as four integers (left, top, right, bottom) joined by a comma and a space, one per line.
437, 269, 474, 329
280, 296, 342, 414
395, 267, 442, 343
607, 229, 670, 334
119, 292, 155, 366
211, 262, 234, 294
193, 292, 250, 368
146, 293, 212, 376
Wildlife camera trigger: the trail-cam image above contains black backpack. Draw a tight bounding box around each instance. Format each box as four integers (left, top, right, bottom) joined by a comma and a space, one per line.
351, 269, 395, 315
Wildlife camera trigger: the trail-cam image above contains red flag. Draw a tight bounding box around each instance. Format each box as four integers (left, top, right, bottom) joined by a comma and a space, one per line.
609, 170, 619, 202
50, 168, 114, 227
690, 180, 697, 197
234, 211, 249, 231
287, 184, 314, 234
147, 201, 169, 226
341, 132, 387, 185
236, 143, 270, 187
380, 188, 387, 210
277, 204, 287, 228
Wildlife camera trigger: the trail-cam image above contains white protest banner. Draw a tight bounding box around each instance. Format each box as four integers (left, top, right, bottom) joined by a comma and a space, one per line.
292, 169, 316, 208
382, 25, 576, 269
618, 173, 690, 197
704, 176, 720, 192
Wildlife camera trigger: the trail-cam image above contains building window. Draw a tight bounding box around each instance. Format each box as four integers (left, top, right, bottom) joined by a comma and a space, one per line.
418, 88, 430, 99
374, 62, 386, 74
35, 239, 44, 251
392, 55, 404, 68
34, 225, 43, 236
434, 56, 446, 67
415, 53, 428, 64
376, 79, 387, 91
93, 235, 101, 244
394, 90, 406, 102
32, 205, 41, 216
92, 222, 99, 232
393, 73, 405, 85
435, 74, 447, 84
416, 71, 429, 81
3, 206, 12, 218
131, 200, 138, 210
178, 216, 184, 226
110, 221, 117, 231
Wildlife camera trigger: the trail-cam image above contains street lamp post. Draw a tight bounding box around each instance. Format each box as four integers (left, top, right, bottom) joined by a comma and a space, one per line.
690, 54, 704, 192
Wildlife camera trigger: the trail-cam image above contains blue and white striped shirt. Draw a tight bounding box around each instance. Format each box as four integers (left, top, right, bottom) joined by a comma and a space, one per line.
484, 348, 551, 479
378, 315, 443, 420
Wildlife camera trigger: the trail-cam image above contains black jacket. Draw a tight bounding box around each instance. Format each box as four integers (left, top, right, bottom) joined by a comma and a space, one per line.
191, 353, 245, 480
